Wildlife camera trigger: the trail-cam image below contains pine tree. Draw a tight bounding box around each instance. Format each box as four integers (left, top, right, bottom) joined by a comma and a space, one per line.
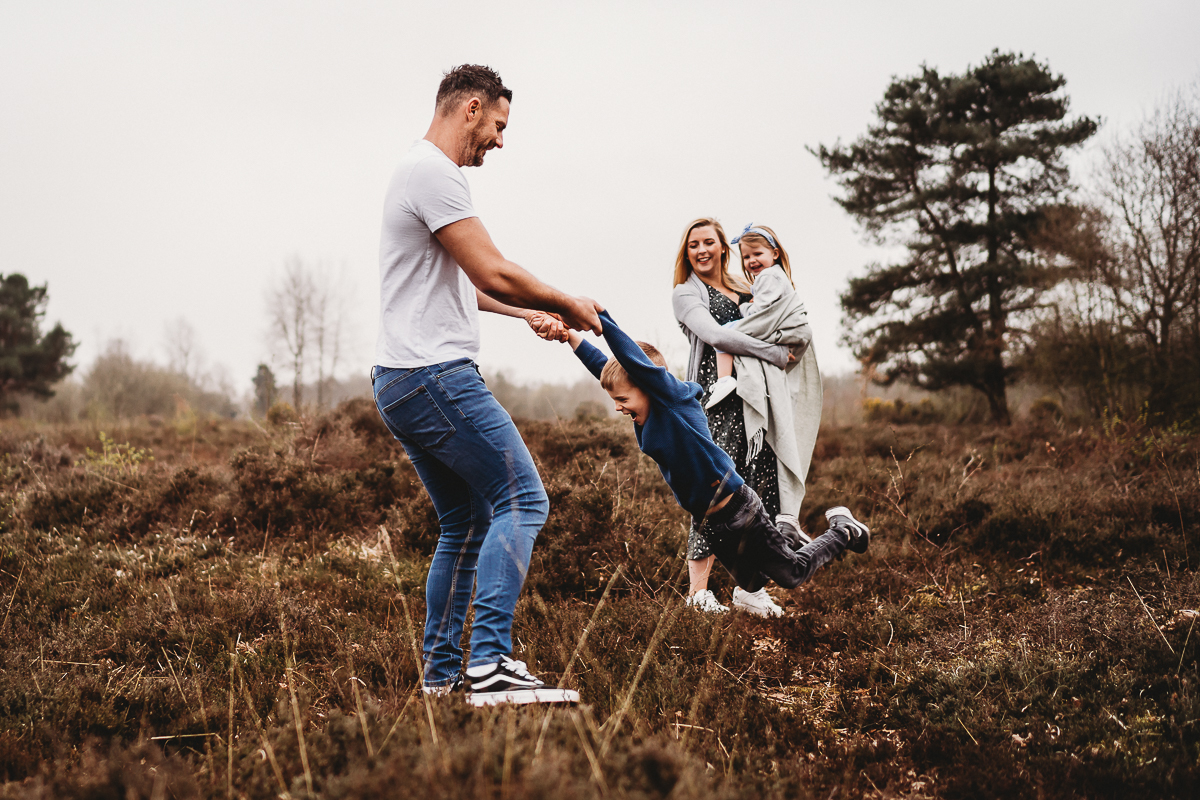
815, 51, 1097, 424
253, 363, 277, 417
0, 273, 76, 413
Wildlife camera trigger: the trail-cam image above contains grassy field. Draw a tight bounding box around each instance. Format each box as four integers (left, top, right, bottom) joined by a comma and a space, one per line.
0, 400, 1197, 798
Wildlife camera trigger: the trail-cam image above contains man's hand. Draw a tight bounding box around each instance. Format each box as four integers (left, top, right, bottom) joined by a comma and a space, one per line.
558, 296, 604, 334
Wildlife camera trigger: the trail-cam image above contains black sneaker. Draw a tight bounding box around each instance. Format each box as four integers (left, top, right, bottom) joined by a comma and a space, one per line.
825, 506, 870, 553
775, 513, 813, 550
466, 656, 580, 707
421, 674, 464, 697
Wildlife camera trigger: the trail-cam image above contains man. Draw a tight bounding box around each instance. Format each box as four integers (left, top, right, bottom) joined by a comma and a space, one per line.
372, 64, 600, 707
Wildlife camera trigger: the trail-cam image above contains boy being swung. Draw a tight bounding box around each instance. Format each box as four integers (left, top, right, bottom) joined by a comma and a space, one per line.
566, 310, 869, 597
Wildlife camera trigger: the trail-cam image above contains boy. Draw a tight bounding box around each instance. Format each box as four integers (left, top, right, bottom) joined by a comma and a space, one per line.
567, 310, 869, 601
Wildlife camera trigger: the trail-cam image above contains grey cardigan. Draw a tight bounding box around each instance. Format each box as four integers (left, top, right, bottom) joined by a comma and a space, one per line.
671, 272, 789, 382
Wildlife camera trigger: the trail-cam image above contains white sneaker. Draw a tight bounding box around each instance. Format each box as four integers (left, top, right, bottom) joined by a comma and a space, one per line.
421, 675, 464, 697
705, 376, 739, 410
732, 587, 784, 618
775, 514, 812, 549
685, 589, 729, 613
466, 656, 579, 706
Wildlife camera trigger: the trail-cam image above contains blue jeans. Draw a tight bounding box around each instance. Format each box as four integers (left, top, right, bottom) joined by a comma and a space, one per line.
372, 360, 548, 687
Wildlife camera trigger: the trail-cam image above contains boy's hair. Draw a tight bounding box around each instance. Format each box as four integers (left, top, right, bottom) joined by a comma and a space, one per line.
600, 342, 666, 391
435, 64, 512, 114
737, 224, 793, 286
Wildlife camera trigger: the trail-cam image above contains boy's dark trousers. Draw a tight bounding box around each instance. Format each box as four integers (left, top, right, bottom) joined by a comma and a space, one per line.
699, 485, 846, 592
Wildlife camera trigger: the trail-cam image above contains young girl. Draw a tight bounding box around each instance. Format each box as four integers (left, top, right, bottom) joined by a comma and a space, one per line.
705, 225, 793, 407
705, 223, 823, 543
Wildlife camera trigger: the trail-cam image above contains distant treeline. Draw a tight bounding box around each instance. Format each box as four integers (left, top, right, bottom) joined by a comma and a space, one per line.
23, 349, 1070, 431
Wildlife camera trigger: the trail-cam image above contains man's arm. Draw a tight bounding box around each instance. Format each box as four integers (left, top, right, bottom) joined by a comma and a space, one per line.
437, 217, 601, 333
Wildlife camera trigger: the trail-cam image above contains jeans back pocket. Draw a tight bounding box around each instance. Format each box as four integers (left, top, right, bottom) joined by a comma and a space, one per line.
381, 384, 456, 448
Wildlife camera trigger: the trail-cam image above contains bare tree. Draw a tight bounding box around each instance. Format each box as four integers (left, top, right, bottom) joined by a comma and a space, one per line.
312, 264, 351, 408
1027, 87, 1200, 420
267, 256, 314, 409
265, 257, 354, 410
1093, 87, 1200, 417
163, 317, 205, 384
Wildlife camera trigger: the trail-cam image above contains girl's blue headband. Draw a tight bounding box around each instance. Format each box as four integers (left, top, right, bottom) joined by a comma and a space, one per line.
730, 223, 776, 248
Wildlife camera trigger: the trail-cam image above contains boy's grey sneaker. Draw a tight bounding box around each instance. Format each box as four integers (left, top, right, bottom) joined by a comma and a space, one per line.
775, 513, 812, 549
421, 674, 464, 697
466, 656, 579, 707
825, 506, 870, 553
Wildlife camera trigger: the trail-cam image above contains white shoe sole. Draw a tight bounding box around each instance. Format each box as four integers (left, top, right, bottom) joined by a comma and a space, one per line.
732, 590, 784, 618
732, 601, 783, 618
685, 600, 729, 613
468, 688, 580, 707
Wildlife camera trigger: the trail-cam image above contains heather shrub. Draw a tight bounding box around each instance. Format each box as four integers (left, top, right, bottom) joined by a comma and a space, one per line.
0, 403, 1197, 798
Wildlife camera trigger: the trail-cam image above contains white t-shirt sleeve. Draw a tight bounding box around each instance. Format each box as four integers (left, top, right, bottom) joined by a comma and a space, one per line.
408, 156, 476, 233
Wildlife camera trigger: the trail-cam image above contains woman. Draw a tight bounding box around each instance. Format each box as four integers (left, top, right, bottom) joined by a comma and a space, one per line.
670, 218, 800, 617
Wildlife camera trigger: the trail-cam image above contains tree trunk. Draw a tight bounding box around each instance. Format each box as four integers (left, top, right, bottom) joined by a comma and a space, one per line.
984, 379, 1011, 425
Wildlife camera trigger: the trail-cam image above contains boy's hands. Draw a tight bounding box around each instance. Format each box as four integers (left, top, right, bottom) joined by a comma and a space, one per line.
526, 296, 605, 342
524, 311, 569, 342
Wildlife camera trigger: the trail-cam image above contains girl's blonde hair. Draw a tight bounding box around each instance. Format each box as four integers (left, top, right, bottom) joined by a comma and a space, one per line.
736, 224, 793, 286
672, 218, 751, 293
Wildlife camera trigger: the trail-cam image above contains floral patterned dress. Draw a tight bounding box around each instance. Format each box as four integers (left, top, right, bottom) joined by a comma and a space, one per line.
687, 286, 781, 560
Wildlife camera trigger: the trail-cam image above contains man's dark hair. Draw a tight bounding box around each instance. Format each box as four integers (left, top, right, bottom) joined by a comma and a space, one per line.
436, 65, 512, 114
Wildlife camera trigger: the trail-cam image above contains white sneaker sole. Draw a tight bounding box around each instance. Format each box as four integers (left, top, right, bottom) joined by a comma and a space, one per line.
685, 601, 729, 613
468, 688, 580, 707
732, 601, 783, 618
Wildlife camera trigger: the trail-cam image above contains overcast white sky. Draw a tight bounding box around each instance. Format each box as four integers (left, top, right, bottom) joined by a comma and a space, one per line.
2, 0, 1198, 392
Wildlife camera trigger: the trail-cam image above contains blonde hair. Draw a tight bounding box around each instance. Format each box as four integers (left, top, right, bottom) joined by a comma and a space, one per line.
600, 342, 666, 391
672, 218, 751, 293
736, 224, 793, 286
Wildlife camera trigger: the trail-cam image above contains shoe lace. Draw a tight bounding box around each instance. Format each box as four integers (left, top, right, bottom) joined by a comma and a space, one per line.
500, 656, 539, 682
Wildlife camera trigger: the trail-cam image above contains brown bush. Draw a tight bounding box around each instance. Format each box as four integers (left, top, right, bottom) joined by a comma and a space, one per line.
0, 402, 1198, 798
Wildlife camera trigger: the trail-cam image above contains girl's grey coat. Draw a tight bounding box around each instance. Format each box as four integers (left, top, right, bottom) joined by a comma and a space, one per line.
726, 266, 822, 516
671, 270, 822, 516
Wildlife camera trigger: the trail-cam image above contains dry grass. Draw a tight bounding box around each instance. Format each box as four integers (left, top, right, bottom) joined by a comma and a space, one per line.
0, 401, 1197, 798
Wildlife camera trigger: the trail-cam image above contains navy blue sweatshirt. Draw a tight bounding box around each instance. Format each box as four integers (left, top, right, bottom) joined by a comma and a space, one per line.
573, 310, 744, 519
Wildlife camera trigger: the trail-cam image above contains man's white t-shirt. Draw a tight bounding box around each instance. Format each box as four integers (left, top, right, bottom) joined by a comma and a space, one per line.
376, 139, 480, 368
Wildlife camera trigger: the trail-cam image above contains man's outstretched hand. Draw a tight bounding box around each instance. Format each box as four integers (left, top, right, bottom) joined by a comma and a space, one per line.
559, 297, 603, 335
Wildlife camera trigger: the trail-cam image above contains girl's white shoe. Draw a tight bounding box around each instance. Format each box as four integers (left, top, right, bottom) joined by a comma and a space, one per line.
705, 376, 739, 410
685, 589, 729, 613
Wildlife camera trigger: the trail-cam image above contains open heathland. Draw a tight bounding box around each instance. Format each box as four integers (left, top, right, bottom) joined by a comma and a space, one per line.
0, 400, 1197, 798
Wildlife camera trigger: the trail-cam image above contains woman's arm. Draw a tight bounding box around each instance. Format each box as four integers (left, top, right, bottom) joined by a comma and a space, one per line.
672, 287, 789, 369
